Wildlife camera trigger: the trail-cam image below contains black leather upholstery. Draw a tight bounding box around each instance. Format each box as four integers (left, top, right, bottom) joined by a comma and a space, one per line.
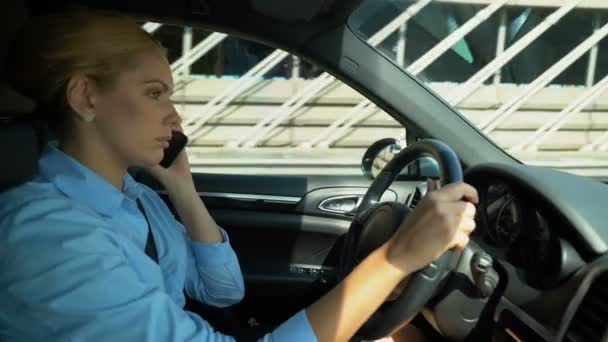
0, 1, 41, 191
0, 84, 40, 191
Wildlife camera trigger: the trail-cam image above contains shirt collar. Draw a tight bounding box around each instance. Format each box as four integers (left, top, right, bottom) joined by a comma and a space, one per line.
38, 142, 144, 217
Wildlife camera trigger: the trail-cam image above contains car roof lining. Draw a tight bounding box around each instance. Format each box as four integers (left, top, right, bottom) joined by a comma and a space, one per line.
23, 0, 360, 55
251, 0, 336, 22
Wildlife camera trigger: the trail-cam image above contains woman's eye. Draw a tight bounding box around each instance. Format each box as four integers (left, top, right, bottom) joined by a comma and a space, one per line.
148, 89, 163, 99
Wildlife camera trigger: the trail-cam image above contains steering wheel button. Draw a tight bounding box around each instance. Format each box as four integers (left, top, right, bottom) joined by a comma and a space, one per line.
421, 262, 439, 279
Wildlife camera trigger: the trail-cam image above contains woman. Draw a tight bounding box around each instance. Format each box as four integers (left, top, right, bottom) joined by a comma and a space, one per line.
0, 9, 477, 341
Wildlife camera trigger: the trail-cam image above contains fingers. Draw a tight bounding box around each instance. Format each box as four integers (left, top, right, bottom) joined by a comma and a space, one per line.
436, 201, 476, 222
460, 216, 476, 233
442, 201, 476, 229
454, 203, 476, 250
445, 202, 476, 249
431, 182, 479, 204
456, 201, 476, 233
450, 231, 470, 251
463, 201, 476, 217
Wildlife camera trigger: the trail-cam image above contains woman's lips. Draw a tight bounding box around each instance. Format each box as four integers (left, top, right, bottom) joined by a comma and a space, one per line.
156, 137, 171, 148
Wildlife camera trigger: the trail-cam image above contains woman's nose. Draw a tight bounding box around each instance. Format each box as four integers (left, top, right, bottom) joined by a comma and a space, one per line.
164, 107, 182, 129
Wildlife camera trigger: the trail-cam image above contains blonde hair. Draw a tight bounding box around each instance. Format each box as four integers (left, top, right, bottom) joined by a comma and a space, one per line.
5, 8, 165, 135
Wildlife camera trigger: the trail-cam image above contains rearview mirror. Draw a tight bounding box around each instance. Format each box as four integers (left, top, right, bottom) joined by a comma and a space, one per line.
361, 138, 440, 179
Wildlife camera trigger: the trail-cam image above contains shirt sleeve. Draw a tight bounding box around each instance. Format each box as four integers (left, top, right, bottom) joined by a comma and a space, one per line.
182, 222, 245, 307
138, 183, 245, 308
0, 199, 316, 341
261, 310, 319, 342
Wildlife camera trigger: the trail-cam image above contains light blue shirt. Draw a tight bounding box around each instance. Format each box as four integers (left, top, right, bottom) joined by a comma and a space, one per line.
0, 143, 317, 341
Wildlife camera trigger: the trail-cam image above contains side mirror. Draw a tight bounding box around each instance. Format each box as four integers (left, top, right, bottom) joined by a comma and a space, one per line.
361, 138, 402, 179
361, 138, 440, 179
418, 156, 440, 179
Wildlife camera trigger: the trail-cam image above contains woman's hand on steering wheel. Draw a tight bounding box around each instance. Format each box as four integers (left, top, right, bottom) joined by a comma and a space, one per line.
385, 182, 478, 276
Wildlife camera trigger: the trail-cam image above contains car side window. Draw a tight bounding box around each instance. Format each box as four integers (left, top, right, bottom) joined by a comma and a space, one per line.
147, 24, 406, 176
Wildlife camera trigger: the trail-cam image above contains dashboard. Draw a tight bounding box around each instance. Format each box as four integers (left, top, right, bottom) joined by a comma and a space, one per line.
472, 180, 580, 290
399, 162, 608, 341
460, 163, 608, 341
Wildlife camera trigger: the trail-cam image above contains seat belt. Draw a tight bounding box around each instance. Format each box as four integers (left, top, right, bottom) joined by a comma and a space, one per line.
136, 198, 159, 264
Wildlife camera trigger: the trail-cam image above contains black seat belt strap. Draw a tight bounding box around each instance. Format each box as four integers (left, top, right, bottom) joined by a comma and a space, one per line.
136, 198, 159, 264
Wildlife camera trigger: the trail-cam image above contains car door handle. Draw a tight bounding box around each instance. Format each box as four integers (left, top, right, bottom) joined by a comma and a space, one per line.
318, 195, 362, 214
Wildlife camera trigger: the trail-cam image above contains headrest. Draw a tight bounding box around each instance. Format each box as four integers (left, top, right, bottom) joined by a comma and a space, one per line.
0, 84, 42, 192
0, 83, 35, 114
0, 1, 45, 191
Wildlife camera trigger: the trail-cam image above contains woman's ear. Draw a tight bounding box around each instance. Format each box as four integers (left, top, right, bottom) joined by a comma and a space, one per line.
65, 74, 96, 121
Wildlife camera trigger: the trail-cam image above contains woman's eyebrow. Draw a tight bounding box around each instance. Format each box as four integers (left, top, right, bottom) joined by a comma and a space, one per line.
143, 79, 172, 93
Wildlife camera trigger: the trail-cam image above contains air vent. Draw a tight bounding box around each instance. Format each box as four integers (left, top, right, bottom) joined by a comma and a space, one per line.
409, 189, 422, 209
566, 271, 608, 342
407, 182, 428, 209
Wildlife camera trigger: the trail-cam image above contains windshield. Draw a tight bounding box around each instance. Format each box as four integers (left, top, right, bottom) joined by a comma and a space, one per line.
348, 0, 608, 178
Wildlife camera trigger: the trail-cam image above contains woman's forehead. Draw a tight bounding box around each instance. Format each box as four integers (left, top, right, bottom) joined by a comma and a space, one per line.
125, 51, 173, 89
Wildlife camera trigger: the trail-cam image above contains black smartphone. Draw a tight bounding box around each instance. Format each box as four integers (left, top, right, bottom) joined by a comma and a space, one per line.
159, 131, 189, 168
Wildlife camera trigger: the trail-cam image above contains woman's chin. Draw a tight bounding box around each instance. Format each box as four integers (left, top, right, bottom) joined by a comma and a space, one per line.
134, 151, 164, 168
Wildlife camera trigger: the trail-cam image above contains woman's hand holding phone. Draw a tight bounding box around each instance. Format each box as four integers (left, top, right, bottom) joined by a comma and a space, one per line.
144, 129, 194, 195
145, 129, 224, 244
159, 131, 188, 169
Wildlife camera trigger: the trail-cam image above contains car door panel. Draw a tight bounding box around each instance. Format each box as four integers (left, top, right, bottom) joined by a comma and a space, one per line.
137, 172, 422, 327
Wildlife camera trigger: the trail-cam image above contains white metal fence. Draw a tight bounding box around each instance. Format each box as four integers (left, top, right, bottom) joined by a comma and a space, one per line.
143, 0, 608, 176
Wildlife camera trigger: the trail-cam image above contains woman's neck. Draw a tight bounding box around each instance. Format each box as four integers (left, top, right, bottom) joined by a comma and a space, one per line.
59, 135, 128, 192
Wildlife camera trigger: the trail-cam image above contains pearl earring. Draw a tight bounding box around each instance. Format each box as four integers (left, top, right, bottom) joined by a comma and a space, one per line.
82, 112, 95, 123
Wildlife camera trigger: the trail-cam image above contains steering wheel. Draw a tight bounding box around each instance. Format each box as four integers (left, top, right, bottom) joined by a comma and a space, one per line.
337, 139, 463, 340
